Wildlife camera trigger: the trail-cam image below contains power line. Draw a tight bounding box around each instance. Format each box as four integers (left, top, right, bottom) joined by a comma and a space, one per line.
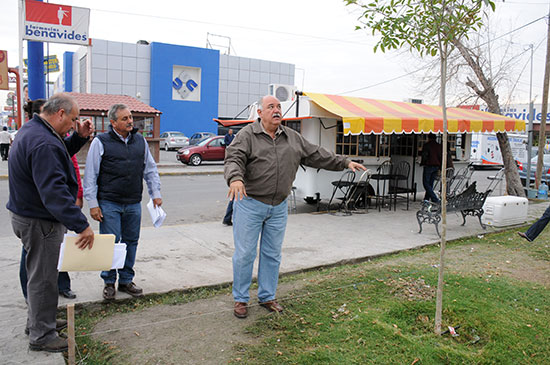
89, 7, 374, 47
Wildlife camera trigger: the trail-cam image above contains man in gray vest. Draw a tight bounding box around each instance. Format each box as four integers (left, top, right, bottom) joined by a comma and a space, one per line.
84, 104, 162, 301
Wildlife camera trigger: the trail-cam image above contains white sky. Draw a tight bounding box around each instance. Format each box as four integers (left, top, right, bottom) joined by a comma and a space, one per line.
1, 0, 549, 109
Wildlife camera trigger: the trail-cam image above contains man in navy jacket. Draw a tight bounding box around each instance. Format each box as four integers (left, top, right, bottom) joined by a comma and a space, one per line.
7, 93, 94, 353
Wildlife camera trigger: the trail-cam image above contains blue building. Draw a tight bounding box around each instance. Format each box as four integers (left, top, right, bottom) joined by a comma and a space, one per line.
63, 39, 295, 137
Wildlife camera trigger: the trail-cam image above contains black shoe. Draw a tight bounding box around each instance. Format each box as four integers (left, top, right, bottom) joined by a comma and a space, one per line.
25, 319, 68, 336
59, 290, 76, 299
222, 221, 232, 226
118, 282, 143, 297
29, 335, 68, 353
517, 232, 532, 242
103, 283, 116, 301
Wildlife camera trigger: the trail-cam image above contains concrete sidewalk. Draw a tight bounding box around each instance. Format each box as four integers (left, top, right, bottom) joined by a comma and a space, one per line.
0, 198, 546, 364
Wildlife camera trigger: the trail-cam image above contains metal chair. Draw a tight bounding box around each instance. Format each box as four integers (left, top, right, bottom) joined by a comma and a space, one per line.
388, 161, 414, 210
370, 160, 394, 211
346, 170, 372, 213
327, 170, 356, 215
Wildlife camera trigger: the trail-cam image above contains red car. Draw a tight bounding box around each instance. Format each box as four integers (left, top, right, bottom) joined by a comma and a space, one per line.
176, 136, 226, 166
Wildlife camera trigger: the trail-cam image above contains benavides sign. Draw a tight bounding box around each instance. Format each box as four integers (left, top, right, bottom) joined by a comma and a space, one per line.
23, 0, 90, 45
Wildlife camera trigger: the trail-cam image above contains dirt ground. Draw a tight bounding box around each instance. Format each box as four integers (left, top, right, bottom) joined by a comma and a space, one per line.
92, 239, 549, 364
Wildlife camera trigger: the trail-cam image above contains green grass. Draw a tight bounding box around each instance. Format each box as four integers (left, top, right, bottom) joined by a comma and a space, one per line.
230, 229, 550, 364
67, 227, 550, 364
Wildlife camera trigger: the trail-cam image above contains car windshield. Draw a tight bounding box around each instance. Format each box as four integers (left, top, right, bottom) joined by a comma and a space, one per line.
170, 132, 186, 137
197, 138, 212, 146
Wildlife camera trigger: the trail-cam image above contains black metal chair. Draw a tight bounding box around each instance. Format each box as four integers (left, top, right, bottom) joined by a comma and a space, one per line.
388, 161, 415, 210
370, 160, 394, 211
327, 170, 356, 215
346, 170, 372, 213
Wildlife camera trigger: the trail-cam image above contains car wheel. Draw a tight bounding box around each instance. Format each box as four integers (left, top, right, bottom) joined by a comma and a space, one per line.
190, 154, 202, 166
164, 144, 170, 151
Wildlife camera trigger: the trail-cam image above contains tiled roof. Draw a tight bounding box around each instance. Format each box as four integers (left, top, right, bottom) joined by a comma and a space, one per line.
67, 92, 161, 114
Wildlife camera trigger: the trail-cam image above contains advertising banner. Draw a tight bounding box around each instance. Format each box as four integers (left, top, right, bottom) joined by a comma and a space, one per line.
0, 50, 8, 90
23, 0, 90, 45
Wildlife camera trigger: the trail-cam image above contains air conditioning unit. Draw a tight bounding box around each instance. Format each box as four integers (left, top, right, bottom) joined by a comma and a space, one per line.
268, 84, 297, 102
406, 98, 423, 104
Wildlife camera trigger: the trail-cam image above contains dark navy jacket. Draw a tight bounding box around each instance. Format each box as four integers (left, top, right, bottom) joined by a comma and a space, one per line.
6, 114, 90, 233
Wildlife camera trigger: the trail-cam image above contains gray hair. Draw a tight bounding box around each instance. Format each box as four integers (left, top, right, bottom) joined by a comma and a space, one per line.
257, 96, 268, 111
108, 104, 129, 121
41, 93, 76, 116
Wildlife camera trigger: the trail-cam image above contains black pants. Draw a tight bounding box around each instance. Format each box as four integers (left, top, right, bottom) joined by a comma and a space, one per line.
0, 143, 9, 160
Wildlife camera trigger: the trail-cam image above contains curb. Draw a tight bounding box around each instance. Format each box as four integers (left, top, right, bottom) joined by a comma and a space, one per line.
0, 170, 224, 181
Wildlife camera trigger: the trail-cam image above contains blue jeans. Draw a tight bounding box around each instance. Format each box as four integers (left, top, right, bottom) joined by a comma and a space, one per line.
423, 166, 440, 203
223, 200, 234, 224
524, 204, 550, 241
232, 197, 288, 303
20, 247, 71, 299
99, 200, 142, 285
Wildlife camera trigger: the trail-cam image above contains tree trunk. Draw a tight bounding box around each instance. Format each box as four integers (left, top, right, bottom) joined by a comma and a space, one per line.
453, 39, 525, 197
434, 44, 448, 336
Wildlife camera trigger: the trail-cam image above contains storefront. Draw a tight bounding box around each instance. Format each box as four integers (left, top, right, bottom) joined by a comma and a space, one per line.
67, 92, 161, 162
217, 92, 525, 202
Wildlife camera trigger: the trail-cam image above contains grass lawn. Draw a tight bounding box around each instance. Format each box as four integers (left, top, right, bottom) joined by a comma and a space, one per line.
69, 228, 550, 364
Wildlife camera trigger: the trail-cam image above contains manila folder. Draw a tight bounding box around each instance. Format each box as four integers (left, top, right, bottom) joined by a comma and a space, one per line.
60, 234, 116, 271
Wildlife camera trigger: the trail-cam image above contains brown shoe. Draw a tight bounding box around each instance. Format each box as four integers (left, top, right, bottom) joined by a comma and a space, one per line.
29, 335, 68, 353
118, 282, 143, 297
234, 302, 248, 318
103, 284, 116, 301
259, 300, 283, 313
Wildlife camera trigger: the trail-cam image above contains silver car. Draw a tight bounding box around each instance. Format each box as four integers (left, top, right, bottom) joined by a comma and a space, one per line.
518, 153, 550, 186
160, 131, 189, 151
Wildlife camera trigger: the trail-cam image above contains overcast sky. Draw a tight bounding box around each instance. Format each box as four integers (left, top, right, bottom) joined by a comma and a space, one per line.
1, 0, 549, 108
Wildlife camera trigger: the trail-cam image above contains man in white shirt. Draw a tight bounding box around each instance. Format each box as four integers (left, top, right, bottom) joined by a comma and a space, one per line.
0, 126, 13, 160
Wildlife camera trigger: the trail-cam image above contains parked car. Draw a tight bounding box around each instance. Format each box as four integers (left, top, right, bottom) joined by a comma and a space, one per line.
189, 132, 215, 145
176, 136, 226, 166
159, 131, 189, 151
518, 153, 550, 186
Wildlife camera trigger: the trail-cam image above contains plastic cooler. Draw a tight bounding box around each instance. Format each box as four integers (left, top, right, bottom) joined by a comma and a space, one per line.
481, 196, 528, 227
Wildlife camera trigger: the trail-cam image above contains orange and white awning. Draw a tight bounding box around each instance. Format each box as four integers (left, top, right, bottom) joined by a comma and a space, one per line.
305, 92, 525, 135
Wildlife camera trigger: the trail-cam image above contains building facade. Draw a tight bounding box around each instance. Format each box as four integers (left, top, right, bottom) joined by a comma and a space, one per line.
63, 39, 295, 136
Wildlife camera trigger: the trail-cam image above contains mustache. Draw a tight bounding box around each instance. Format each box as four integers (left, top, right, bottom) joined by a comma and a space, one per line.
273, 113, 281, 118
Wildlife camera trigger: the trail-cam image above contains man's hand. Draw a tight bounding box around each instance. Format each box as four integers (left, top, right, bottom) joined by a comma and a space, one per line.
228, 180, 247, 201
153, 198, 163, 207
76, 118, 94, 138
90, 207, 103, 222
347, 161, 367, 172
75, 226, 94, 250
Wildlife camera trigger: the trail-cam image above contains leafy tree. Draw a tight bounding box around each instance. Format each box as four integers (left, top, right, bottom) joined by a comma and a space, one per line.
344, 0, 496, 334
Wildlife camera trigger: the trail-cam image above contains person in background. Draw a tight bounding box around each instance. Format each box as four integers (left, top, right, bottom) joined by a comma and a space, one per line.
222, 128, 235, 226
420, 133, 443, 203
224, 95, 365, 319
84, 103, 162, 301
7, 93, 94, 352
19, 99, 80, 300
0, 126, 12, 160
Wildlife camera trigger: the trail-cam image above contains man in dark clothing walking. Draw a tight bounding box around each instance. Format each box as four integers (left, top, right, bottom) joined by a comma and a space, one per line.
421, 133, 443, 203
7, 93, 95, 352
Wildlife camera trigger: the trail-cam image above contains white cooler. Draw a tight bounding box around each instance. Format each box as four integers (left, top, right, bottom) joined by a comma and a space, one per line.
481, 196, 528, 227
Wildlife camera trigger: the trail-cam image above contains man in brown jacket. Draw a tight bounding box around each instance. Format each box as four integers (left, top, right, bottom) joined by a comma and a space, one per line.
224, 95, 365, 318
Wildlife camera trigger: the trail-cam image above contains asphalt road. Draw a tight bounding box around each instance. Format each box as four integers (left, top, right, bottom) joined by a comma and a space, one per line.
0, 174, 231, 238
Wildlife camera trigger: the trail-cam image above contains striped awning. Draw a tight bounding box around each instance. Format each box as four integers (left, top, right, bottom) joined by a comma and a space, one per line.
305, 92, 525, 135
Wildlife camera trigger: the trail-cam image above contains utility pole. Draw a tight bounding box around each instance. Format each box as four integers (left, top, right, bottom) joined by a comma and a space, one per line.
536, 11, 550, 189
526, 44, 534, 191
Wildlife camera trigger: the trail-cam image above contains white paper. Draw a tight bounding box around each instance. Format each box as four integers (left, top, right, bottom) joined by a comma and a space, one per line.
147, 199, 166, 228
111, 243, 127, 269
